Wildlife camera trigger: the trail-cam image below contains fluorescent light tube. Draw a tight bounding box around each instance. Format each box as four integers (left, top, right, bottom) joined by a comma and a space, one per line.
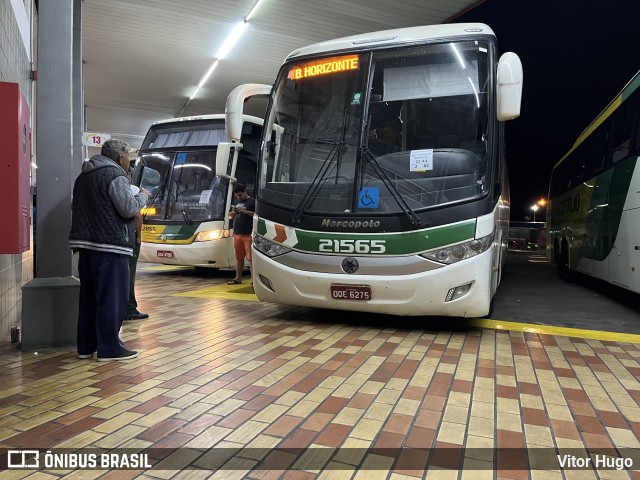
216, 21, 247, 60
245, 0, 266, 21
197, 60, 219, 88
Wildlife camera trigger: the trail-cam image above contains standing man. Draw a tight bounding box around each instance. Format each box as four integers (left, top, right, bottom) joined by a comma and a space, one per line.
227, 183, 255, 285
124, 210, 149, 320
69, 139, 149, 361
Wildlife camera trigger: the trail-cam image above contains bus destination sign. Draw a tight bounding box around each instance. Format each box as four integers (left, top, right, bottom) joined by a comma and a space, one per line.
288, 55, 359, 80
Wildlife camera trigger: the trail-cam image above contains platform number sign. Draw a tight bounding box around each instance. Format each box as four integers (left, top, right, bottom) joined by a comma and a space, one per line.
82, 132, 111, 147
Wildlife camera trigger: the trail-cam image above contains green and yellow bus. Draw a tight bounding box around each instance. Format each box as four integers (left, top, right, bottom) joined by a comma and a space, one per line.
133, 85, 269, 269
547, 70, 640, 293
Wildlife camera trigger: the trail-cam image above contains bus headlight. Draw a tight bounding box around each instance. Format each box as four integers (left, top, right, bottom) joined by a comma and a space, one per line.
141, 207, 156, 216
195, 229, 229, 242
421, 232, 494, 264
253, 235, 292, 257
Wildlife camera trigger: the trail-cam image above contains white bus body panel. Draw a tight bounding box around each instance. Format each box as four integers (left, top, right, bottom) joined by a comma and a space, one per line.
252, 249, 493, 317
287, 23, 494, 60
610, 210, 630, 288
574, 159, 640, 292
139, 220, 235, 268
140, 238, 234, 269
628, 208, 640, 293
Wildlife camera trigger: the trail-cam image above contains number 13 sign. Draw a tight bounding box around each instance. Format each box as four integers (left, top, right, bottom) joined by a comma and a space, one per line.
82, 132, 111, 147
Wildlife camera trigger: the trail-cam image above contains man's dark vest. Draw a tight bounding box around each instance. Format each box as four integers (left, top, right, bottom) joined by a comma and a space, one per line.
69, 163, 134, 251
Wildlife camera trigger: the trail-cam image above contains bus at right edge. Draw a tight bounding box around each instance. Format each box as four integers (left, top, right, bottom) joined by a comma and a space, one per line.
547, 69, 640, 293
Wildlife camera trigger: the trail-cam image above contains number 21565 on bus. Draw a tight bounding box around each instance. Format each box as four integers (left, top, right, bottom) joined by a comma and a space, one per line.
330, 284, 372, 301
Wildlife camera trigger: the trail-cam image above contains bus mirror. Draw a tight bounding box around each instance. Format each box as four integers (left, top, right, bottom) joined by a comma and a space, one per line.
140, 166, 161, 193
225, 84, 272, 141
216, 142, 243, 177
496, 52, 523, 121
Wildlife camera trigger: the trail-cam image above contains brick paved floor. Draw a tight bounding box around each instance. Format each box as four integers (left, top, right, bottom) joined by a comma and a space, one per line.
0, 266, 638, 479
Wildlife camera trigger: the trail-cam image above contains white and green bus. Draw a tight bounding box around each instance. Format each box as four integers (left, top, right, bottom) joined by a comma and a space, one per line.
547, 70, 640, 293
237, 23, 523, 316
133, 85, 270, 269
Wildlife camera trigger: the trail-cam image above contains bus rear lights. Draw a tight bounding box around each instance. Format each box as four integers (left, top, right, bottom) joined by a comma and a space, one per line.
421, 233, 493, 264
195, 229, 229, 242
258, 274, 275, 293
445, 283, 472, 302
253, 235, 292, 257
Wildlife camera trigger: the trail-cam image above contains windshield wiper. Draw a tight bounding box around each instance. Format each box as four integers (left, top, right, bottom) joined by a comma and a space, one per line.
291, 108, 350, 224
360, 146, 422, 227
181, 209, 192, 225
173, 180, 193, 225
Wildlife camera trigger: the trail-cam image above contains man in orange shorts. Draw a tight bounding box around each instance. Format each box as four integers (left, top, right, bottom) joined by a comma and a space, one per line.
227, 183, 255, 284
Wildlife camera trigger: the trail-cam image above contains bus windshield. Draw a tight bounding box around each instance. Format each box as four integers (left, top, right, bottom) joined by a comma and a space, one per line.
260, 40, 491, 216
134, 121, 230, 223
135, 151, 229, 223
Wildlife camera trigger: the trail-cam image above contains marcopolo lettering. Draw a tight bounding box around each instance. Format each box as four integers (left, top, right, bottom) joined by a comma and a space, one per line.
321, 219, 381, 229
556, 194, 580, 216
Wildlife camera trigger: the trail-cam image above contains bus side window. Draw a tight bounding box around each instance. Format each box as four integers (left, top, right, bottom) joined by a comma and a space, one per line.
612, 140, 630, 163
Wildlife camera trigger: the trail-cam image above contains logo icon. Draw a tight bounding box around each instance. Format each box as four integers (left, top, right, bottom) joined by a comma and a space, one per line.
341, 257, 359, 274
358, 188, 379, 209
8, 450, 39, 469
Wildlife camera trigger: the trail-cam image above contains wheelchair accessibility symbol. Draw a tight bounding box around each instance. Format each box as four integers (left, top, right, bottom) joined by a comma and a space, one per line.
358, 187, 379, 209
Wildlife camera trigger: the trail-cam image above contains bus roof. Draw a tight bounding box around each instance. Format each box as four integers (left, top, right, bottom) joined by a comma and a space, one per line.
553, 69, 640, 170
286, 23, 494, 61
151, 113, 263, 127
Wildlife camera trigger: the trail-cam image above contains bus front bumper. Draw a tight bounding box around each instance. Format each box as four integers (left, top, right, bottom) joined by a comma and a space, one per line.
139, 240, 233, 269
251, 248, 493, 317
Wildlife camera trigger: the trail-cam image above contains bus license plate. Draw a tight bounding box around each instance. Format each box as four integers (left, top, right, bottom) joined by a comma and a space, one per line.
157, 250, 174, 258
330, 285, 371, 301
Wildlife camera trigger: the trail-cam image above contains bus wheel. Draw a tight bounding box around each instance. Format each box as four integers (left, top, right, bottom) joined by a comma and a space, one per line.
553, 240, 562, 275
483, 298, 495, 319
558, 242, 573, 282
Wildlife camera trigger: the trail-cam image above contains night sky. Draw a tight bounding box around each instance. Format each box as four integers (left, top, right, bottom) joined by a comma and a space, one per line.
456, 0, 640, 221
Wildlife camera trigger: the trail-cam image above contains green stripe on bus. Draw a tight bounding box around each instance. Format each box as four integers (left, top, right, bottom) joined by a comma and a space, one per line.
144, 224, 198, 243
257, 218, 267, 236
582, 155, 636, 260
258, 219, 477, 255
552, 156, 636, 262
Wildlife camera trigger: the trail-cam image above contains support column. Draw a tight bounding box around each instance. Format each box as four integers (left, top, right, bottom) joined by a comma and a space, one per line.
21, 0, 82, 350
72, 0, 83, 276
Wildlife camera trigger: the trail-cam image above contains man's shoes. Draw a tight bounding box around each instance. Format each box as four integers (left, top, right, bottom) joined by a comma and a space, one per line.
97, 349, 138, 362
77, 352, 95, 359
124, 312, 149, 320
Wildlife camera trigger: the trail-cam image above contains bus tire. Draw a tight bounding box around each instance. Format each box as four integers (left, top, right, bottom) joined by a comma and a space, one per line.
558, 241, 573, 282
483, 298, 495, 319
553, 240, 561, 275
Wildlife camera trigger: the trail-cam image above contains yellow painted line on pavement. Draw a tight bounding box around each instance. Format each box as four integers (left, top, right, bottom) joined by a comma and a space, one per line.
141, 265, 194, 271
467, 317, 640, 344
174, 283, 258, 301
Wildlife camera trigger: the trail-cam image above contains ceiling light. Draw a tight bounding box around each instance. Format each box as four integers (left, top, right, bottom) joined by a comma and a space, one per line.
179, 0, 267, 116
245, 0, 266, 21
216, 21, 247, 60
197, 60, 219, 88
